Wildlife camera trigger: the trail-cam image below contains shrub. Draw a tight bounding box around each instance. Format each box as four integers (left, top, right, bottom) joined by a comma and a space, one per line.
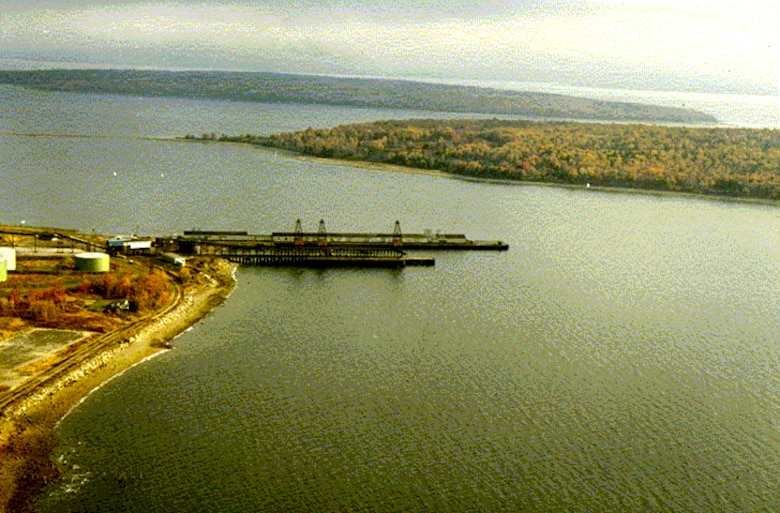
29, 300, 57, 322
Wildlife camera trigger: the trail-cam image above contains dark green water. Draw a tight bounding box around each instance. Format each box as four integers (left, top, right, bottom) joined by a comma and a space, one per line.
1, 86, 778, 511
39, 190, 780, 512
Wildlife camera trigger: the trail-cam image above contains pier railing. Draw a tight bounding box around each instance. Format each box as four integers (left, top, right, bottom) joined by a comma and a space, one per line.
213, 245, 430, 268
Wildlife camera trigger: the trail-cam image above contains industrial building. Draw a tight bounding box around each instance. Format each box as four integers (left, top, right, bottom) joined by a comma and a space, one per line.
107, 236, 153, 254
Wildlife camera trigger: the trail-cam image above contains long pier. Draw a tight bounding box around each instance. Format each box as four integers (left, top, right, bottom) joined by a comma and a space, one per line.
178, 221, 507, 251
269, 232, 508, 250
218, 246, 434, 268
3, 221, 506, 269
161, 221, 506, 268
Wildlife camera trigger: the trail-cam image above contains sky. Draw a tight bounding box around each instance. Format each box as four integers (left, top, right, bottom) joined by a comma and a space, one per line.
0, 1, 777, 95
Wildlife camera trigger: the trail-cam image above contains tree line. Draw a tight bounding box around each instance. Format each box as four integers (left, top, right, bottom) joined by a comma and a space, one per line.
224, 119, 780, 200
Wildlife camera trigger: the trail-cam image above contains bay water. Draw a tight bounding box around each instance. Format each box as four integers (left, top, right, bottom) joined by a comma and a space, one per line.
1, 85, 779, 511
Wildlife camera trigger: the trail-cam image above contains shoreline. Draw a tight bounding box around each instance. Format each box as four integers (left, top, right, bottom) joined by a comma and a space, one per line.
293, 152, 780, 208
190, 141, 780, 208
180, 136, 780, 207
0, 258, 237, 513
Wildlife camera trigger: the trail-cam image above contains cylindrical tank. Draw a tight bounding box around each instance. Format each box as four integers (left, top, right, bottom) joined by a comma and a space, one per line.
0, 259, 7, 282
74, 252, 111, 273
0, 247, 16, 271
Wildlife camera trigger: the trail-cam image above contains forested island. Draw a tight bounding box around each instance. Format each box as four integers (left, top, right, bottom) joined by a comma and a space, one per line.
0, 69, 715, 123
215, 119, 780, 201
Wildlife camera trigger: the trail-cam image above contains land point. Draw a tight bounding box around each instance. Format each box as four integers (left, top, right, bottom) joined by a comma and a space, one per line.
0, 224, 237, 513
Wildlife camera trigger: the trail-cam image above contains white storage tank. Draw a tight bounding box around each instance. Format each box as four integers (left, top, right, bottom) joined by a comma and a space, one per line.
75, 252, 111, 273
0, 247, 16, 271
0, 259, 6, 282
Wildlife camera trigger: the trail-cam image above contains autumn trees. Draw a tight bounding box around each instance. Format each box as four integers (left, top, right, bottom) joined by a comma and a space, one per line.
240, 119, 780, 201
0, 264, 174, 328
78, 269, 171, 312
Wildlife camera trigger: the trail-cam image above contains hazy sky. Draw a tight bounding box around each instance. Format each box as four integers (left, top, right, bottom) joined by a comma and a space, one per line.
0, 1, 777, 94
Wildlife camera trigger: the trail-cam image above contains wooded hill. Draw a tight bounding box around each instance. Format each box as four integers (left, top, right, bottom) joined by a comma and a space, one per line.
226, 119, 780, 200
0, 69, 715, 123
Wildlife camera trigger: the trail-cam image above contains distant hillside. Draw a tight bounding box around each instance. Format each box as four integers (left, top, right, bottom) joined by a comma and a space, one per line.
0, 69, 716, 124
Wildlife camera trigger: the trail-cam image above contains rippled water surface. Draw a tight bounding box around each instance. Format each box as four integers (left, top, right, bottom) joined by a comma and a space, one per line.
2, 87, 778, 512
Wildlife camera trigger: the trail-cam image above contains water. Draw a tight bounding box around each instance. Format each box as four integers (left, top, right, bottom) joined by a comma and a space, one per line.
0, 86, 778, 511
416, 78, 780, 129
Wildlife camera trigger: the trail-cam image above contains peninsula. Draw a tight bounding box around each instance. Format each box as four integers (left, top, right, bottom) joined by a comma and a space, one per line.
215, 119, 780, 202
0, 227, 236, 512
0, 69, 715, 124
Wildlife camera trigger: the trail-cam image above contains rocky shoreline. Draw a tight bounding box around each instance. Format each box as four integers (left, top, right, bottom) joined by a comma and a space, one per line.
0, 258, 237, 513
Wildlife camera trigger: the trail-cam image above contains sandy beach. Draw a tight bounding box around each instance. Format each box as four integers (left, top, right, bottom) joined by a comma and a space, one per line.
0, 258, 237, 513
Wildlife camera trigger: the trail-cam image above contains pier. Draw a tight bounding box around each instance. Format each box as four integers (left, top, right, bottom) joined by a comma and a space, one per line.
170, 220, 507, 268
204, 245, 433, 268
2, 221, 506, 269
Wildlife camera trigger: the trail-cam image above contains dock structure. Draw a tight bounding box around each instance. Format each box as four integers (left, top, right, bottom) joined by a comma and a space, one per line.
213, 245, 433, 268
172, 220, 507, 268
271, 220, 509, 250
